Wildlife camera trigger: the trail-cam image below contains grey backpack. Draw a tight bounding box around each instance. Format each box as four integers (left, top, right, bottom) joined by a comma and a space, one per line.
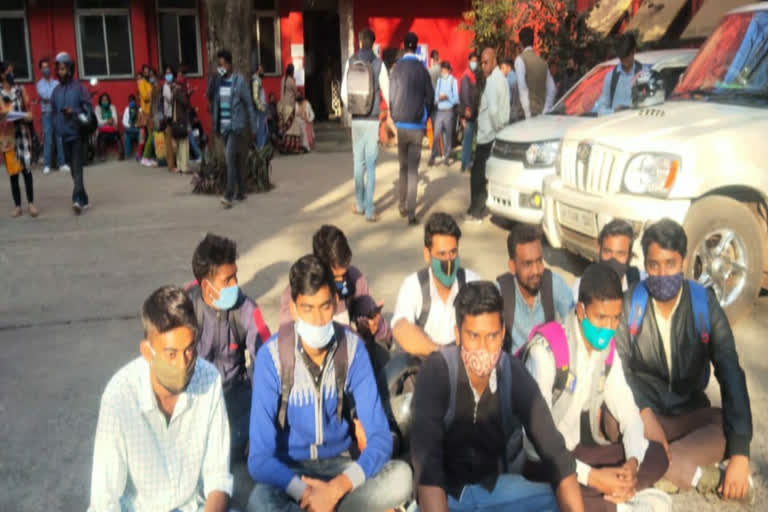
346, 54, 378, 116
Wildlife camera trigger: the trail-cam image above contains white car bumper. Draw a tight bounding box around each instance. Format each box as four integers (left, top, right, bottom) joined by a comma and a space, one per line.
542, 176, 691, 260
485, 156, 554, 225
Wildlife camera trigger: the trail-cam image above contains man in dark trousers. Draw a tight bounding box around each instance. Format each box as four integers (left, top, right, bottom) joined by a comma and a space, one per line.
389, 32, 434, 226
459, 52, 479, 173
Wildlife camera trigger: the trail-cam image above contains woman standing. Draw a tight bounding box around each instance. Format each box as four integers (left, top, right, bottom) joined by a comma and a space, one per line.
141, 69, 162, 167
162, 66, 177, 173
136, 65, 152, 158
278, 64, 301, 153
1, 62, 37, 217
170, 73, 190, 174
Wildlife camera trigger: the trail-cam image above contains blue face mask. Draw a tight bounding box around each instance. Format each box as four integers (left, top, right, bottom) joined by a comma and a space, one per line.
335, 279, 349, 298
580, 312, 615, 351
208, 280, 239, 310
165, 73, 173, 82
129, 100, 136, 108
296, 318, 335, 350
431, 256, 460, 288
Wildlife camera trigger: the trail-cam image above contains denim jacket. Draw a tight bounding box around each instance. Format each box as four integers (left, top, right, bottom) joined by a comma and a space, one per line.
207, 72, 257, 135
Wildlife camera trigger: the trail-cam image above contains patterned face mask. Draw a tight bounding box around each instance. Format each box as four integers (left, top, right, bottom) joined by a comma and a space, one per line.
461, 346, 501, 378
645, 273, 684, 302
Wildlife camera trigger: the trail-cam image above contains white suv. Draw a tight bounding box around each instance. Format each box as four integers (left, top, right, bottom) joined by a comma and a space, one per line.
485, 50, 696, 224
543, 3, 768, 321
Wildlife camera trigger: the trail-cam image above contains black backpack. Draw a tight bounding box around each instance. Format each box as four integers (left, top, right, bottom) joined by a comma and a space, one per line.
346, 53, 380, 117
609, 60, 643, 108
497, 270, 555, 353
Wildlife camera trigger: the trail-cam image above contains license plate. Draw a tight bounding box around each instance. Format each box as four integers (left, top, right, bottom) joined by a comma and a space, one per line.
557, 202, 597, 237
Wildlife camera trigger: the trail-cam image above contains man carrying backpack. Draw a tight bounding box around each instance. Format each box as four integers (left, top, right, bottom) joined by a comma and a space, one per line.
521, 264, 671, 512
342, 28, 390, 223
186, 233, 271, 461
247, 255, 412, 512
615, 219, 753, 503
411, 281, 584, 511
571, 219, 645, 299
497, 224, 573, 354
596, 33, 645, 116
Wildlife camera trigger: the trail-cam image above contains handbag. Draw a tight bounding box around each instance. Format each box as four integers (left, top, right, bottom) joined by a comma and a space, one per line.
171, 95, 188, 139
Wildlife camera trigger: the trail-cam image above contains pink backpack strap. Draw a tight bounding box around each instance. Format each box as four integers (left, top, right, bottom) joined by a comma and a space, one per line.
528, 322, 570, 370
252, 305, 271, 344
184, 279, 199, 291
605, 338, 616, 367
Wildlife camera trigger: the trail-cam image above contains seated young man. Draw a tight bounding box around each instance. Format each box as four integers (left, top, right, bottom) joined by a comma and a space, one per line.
571, 219, 645, 299
89, 286, 233, 512
391, 212, 481, 356
280, 225, 372, 326
411, 281, 584, 512
496, 224, 573, 353
187, 233, 271, 461
522, 263, 670, 512
248, 255, 412, 511
615, 219, 753, 503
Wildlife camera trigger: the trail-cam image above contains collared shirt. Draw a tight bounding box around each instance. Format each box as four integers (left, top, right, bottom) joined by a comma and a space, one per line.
653, 290, 683, 373
504, 273, 574, 354
514, 47, 557, 119
36, 78, 60, 113
525, 312, 648, 486
434, 74, 459, 111
88, 357, 232, 512
391, 267, 481, 345
596, 63, 646, 116
477, 66, 510, 144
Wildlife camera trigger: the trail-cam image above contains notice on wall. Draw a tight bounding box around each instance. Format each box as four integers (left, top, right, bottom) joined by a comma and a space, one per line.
291, 44, 304, 59
293, 58, 305, 87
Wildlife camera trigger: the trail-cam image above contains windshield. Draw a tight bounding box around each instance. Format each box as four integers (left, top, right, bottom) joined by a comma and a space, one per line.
674, 11, 768, 104
550, 65, 613, 116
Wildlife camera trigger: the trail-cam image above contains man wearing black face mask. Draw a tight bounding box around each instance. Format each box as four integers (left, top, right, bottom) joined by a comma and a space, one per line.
572, 219, 645, 300
614, 219, 753, 504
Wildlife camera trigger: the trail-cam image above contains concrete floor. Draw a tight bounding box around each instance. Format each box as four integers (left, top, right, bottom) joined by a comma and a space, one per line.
0, 149, 764, 510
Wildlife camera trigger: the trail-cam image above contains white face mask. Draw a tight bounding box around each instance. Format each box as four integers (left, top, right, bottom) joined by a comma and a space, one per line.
217, 66, 227, 77
296, 318, 334, 349
469, 61, 478, 71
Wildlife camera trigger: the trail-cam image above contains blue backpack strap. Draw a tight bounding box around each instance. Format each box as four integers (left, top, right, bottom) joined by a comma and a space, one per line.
440, 344, 460, 430
628, 282, 650, 341
688, 280, 710, 345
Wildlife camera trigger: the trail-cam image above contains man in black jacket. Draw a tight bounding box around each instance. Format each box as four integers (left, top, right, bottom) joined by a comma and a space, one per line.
389, 32, 434, 226
615, 219, 753, 503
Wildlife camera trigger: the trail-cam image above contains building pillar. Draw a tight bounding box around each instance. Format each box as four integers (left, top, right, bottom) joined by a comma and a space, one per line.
338, 0, 354, 127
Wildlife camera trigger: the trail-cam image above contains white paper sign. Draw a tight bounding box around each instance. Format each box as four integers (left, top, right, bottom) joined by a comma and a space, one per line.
291, 44, 304, 59
293, 58, 305, 87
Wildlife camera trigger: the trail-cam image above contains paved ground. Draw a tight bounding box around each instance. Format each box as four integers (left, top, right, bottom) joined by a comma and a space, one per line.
0, 148, 764, 510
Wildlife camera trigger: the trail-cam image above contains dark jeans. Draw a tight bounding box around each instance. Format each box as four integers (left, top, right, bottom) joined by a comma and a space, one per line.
223, 130, 244, 200
397, 128, 424, 217
10, 169, 33, 207
247, 458, 413, 512
470, 141, 492, 216
431, 110, 455, 161
97, 131, 123, 159
124, 127, 140, 159
63, 137, 88, 206
225, 381, 252, 463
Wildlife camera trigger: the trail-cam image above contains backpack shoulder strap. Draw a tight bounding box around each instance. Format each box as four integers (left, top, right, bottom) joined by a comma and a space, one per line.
497, 352, 515, 439
634, 60, 643, 75
627, 266, 641, 287
605, 338, 616, 370
688, 280, 711, 345
251, 305, 271, 345
541, 269, 555, 323
457, 267, 467, 288
526, 322, 571, 399
439, 344, 460, 430
186, 283, 205, 337
276, 323, 296, 430
628, 282, 650, 340
416, 268, 432, 329
497, 273, 517, 336
609, 66, 621, 107
332, 323, 349, 421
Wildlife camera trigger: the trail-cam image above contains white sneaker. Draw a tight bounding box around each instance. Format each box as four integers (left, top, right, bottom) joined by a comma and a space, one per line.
617, 489, 672, 512
43, 166, 51, 175
60, 164, 71, 173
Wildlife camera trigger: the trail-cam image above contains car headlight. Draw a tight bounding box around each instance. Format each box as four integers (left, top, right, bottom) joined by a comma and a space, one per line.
623, 153, 680, 196
525, 140, 560, 168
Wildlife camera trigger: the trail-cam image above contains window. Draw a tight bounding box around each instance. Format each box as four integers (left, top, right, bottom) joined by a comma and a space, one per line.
255, 0, 281, 75
0, 1, 32, 82
75, 0, 134, 79
157, 0, 202, 76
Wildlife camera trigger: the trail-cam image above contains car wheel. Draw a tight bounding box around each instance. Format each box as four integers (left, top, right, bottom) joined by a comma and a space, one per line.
683, 196, 765, 324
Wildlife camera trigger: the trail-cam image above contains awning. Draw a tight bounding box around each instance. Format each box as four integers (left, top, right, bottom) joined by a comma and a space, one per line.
587, 0, 633, 36
627, 0, 689, 43
682, 0, 755, 40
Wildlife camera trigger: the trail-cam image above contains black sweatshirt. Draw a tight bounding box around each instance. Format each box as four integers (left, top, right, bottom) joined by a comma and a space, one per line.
389, 54, 434, 129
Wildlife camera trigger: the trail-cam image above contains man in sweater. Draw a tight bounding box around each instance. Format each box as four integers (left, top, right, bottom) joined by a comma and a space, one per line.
389, 32, 434, 226
247, 255, 412, 511
468, 47, 509, 223
341, 27, 390, 223
429, 61, 459, 167
459, 52, 479, 172
515, 27, 557, 119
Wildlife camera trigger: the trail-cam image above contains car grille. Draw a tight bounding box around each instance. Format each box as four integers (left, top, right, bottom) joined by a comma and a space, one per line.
492, 139, 527, 161
560, 140, 621, 194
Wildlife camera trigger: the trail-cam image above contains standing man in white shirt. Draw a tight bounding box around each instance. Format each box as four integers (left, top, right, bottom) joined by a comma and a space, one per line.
522, 264, 671, 512
341, 27, 390, 222
468, 48, 509, 223
88, 286, 232, 512
390, 212, 481, 356
515, 27, 557, 120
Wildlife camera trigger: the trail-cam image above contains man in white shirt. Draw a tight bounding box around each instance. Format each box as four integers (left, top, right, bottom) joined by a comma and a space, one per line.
522, 264, 670, 512
391, 212, 481, 355
88, 286, 232, 512
514, 27, 557, 120
469, 48, 509, 223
